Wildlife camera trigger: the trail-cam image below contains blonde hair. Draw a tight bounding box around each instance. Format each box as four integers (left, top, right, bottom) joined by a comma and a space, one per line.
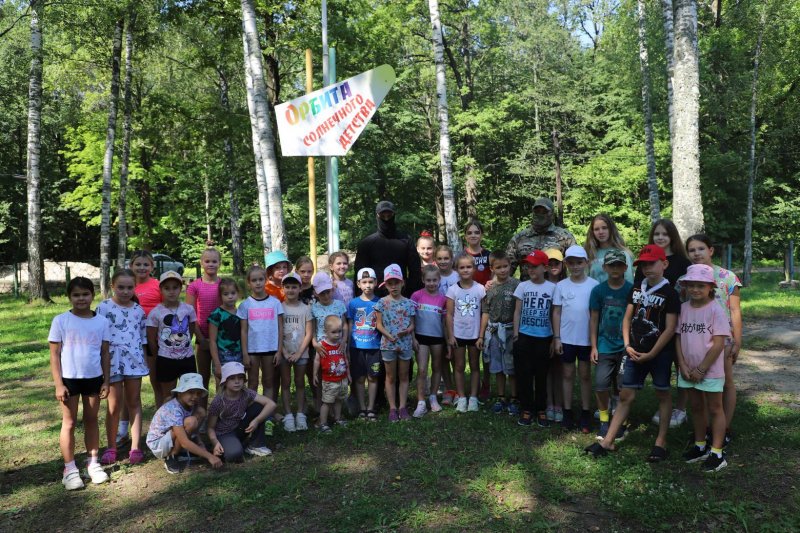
584, 214, 631, 262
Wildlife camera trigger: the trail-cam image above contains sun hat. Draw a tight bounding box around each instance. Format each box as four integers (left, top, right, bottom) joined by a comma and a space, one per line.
544, 248, 564, 262
603, 249, 628, 265
312, 272, 333, 293
682, 264, 717, 287
220, 362, 247, 386
159, 270, 183, 286
171, 373, 208, 396
564, 245, 588, 260
533, 197, 554, 211
282, 272, 302, 285
265, 250, 290, 269
634, 244, 667, 265
375, 200, 395, 214
522, 250, 549, 267
379, 263, 404, 287
357, 267, 376, 280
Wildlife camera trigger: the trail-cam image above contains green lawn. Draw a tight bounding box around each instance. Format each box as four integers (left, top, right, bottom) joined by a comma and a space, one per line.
1, 275, 799, 531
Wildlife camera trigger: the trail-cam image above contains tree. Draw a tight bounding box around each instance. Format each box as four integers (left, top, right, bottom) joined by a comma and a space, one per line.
117, 10, 135, 267
219, 69, 244, 275
638, 0, 660, 222
661, 0, 675, 141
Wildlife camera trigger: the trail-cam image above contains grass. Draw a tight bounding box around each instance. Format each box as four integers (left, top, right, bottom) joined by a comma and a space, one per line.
739, 271, 800, 318
1, 273, 800, 532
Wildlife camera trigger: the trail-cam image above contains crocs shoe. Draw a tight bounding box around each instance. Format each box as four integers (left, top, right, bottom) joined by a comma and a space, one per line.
413, 402, 427, 418
398, 407, 411, 420
295, 412, 308, 431
100, 448, 117, 465
128, 449, 144, 465
388, 409, 399, 422
283, 413, 296, 432
62, 469, 84, 490
86, 462, 109, 484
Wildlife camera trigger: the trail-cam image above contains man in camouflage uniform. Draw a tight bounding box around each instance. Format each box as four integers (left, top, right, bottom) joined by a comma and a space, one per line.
506, 197, 577, 280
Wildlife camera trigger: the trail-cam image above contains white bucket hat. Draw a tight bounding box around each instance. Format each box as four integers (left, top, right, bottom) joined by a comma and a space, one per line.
171, 373, 208, 396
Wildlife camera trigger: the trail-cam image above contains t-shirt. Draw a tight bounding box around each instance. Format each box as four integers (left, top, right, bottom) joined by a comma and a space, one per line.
374, 296, 416, 351
438, 270, 460, 296
332, 278, 354, 306
208, 388, 257, 435
299, 286, 316, 305
265, 283, 285, 302
588, 248, 634, 285
553, 277, 599, 346
634, 253, 691, 289
446, 282, 486, 340
467, 248, 493, 285
676, 300, 731, 379
207, 307, 243, 363
186, 278, 221, 338
48, 311, 111, 379
96, 299, 148, 378
237, 296, 284, 353
482, 277, 520, 324
146, 398, 193, 448
319, 340, 348, 382
589, 281, 633, 354
513, 280, 556, 337
311, 300, 348, 341
147, 303, 197, 360
282, 302, 312, 357
628, 280, 681, 353
347, 296, 381, 349
676, 265, 742, 323
134, 278, 161, 316
411, 289, 447, 337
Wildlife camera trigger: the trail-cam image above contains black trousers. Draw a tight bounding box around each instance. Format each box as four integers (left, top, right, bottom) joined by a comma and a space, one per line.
513, 334, 552, 414
216, 402, 265, 463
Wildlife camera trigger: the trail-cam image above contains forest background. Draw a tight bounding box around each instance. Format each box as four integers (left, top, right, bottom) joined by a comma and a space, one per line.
1, 0, 798, 273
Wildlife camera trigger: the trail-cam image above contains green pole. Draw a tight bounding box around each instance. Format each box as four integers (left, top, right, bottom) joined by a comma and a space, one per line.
329, 47, 340, 252
13, 263, 19, 298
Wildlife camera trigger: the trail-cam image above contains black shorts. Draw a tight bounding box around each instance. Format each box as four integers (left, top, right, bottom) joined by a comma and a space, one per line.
415, 334, 445, 347
156, 355, 197, 383
455, 338, 478, 348
62, 376, 104, 397
350, 348, 383, 380
250, 351, 277, 358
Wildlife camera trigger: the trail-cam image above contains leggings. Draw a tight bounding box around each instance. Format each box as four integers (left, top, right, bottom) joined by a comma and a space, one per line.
513, 334, 552, 414
216, 402, 266, 463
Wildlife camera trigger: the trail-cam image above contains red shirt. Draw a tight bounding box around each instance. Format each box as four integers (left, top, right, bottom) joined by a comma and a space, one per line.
134, 278, 162, 317
319, 340, 348, 382
467, 248, 493, 285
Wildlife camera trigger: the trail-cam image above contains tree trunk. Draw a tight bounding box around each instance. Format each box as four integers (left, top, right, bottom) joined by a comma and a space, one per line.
552, 128, 563, 227
241, 0, 285, 252
25, 0, 49, 302
101, 17, 124, 297
743, 13, 765, 287
661, 0, 675, 143
117, 11, 135, 267
671, 0, 703, 239
638, 0, 661, 223
219, 71, 244, 276
204, 171, 212, 243
428, 0, 460, 253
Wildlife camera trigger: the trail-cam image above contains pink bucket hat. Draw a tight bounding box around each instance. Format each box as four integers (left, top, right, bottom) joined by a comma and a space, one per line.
379, 263, 404, 287
220, 362, 247, 386
682, 264, 717, 287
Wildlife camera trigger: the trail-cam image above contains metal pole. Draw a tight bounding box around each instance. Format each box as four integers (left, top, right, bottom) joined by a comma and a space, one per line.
306, 49, 318, 268
726, 244, 732, 270
322, 0, 334, 252
329, 47, 340, 252
13, 263, 19, 298
790, 239, 795, 281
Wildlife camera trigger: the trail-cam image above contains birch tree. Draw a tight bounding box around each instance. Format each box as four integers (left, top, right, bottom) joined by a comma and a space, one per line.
428, 0, 460, 253
240, 0, 285, 253
671, 0, 703, 238
638, 0, 660, 222
219, 69, 244, 275
117, 11, 135, 267
661, 0, 675, 142
100, 17, 123, 297
25, 0, 49, 302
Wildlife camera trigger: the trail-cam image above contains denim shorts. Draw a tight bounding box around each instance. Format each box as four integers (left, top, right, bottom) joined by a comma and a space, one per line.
381, 349, 413, 362
110, 373, 148, 384
594, 351, 624, 392
620, 350, 673, 391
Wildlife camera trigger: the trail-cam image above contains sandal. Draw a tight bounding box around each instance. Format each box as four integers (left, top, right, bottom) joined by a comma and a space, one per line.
358, 410, 368, 420
100, 448, 117, 465
366, 410, 377, 421
584, 442, 609, 458
646, 445, 669, 463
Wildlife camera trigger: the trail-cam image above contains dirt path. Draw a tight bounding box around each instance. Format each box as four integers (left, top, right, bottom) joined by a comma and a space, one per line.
738, 317, 800, 404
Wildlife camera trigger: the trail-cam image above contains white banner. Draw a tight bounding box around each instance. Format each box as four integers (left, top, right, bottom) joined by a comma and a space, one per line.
275, 65, 396, 156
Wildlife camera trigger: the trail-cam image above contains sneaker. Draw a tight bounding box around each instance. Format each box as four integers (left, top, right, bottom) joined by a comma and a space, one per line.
579, 411, 591, 434
467, 396, 479, 412
703, 452, 728, 472
683, 445, 710, 464
597, 421, 610, 441
86, 462, 108, 484
518, 411, 533, 426
669, 409, 687, 428
554, 407, 564, 423
295, 412, 308, 431
651, 410, 660, 425
492, 399, 506, 414
319, 424, 332, 433
128, 449, 144, 465
62, 469, 84, 490
413, 402, 427, 418
537, 412, 551, 428
399, 407, 411, 420
388, 409, 399, 422
245, 446, 272, 456
442, 391, 455, 406
283, 413, 296, 432
614, 422, 629, 442
479, 382, 491, 402
429, 395, 442, 413
546, 406, 555, 421
455, 397, 468, 413
335, 418, 348, 427
507, 400, 520, 417
100, 448, 117, 465
164, 455, 183, 474
265, 418, 275, 436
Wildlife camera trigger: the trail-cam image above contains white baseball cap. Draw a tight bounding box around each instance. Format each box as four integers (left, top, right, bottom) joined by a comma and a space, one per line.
564, 245, 588, 260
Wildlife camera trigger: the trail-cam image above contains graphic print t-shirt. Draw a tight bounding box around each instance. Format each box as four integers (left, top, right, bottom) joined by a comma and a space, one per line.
589, 281, 633, 354
237, 296, 284, 352
319, 340, 348, 382
446, 282, 486, 340
147, 303, 197, 359
627, 281, 680, 353
676, 300, 731, 379
282, 302, 312, 358
513, 280, 556, 338
411, 289, 447, 338
347, 297, 381, 349
483, 278, 521, 324
207, 307, 243, 363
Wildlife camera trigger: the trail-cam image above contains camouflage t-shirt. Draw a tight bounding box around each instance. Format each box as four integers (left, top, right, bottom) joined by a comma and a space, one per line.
482, 277, 520, 324
505, 224, 577, 280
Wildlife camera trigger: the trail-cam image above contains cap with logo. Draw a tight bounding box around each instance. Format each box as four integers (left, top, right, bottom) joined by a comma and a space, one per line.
634, 244, 667, 265
522, 250, 549, 267
379, 263, 404, 287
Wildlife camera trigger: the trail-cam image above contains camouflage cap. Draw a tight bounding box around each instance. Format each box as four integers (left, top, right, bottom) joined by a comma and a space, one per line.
603, 249, 628, 265
533, 197, 554, 211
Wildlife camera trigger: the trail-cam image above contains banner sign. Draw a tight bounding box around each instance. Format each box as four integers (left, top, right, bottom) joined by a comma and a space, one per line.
275, 64, 396, 156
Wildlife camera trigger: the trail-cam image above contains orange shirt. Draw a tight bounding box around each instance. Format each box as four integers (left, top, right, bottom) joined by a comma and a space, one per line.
265, 282, 285, 302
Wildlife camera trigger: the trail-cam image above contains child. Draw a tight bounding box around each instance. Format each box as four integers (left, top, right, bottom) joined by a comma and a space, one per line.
146, 271, 198, 405
676, 265, 731, 472
313, 316, 351, 432
186, 247, 222, 410
208, 362, 276, 461
347, 268, 383, 420
279, 273, 313, 431
446, 255, 486, 413
208, 278, 247, 381
330, 251, 355, 306
436, 245, 459, 296
49, 277, 111, 490
146, 373, 222, 474
512, 251, 556, 426
239, 265, 284, 404
682, 234, 742, 445
544, 248, 565, 423
586, 245, 680, 462
411, 265, 448, 416
265, 250, 291, 302
417, 231, 436, 268
584, 214, 634, 284
310, 272, 348, 412
375, 264, 417, 421
553, 245, 599, 433
294, 255, 316, 304
97, 269, 148, 466
589, 250, 632, 440
464, 220, 493, 401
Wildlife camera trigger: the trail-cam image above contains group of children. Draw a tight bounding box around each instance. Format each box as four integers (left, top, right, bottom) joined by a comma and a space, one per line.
49, 217, 743, 489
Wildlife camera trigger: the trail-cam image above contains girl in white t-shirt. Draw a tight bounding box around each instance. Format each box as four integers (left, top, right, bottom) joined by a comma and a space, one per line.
446, 255, 486, 413
49, 277, 111, 490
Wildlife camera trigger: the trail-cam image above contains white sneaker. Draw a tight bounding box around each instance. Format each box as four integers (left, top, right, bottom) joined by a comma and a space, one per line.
62, 469, 84, 490
670, 409, 687, 428
413, 401, 427, 418
429, 394, 442, 413
455, 397, 468, 413
651, 410, 661, 425
468, 396, 479, 412
283, 413, 296, 432
86, 462, 109, 484
295, 412, 308, 431
245, 446, 272, 457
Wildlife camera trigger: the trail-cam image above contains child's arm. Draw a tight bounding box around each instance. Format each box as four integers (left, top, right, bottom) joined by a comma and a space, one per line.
622, 304, 635, 357
207, 413, 224, 456
729, 287, 742, 362
589, 309, 600, 364
295, 319, 314, 361
209, 323, 222, 380
512, 299, 521, 342
49, 342, 68, 402
637, 313, 677, 362
311, 318, 326, 356
240, 318, 249, 365
246, 393, 277, 434
147, 326, 158, 359
274, 319, 284, 367
551, 305, 563, 355
694, 335, 726, 379
172, 424, 222, 468
674, 335, 692, 382
100, 341, 111, 399
477, 307, 489, 351
375, 310, 396, 343
445, 298, 456, 347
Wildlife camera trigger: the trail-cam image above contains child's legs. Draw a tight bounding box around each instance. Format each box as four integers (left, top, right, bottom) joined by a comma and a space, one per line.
482, 350, 491, 390
547, 361, 563, 408
654, 389, 672, 448
495, 373, 506, 398
508, 375, 517, 398
146, 354, 163, 407
594, 355, 616, 412
513, 335, 535, 412
280, 363, 293, 413
169, 415, 200, 455
238, 401, 268, 447
320, 402, 332, 426
561, 362, 575, 411
578, 360, 591, 410
398, 358, 410, 409
453, 347, 467, 397
706, 391, 726, 449
467, 346, 480, 396
531, 340, 551, 413
261, 356, 275, 399
59, 396, 80, 463
159, 380, 177, 403
442, 351, 454, 390
333, 399, 343, 421
106, 382, 124, 448
123, 378, 143, 449
355, 377, 367, 410
272, 364, 281, 404
248, 357, 261, 391
723, 345, 736, 429
688, 388, 707, 442
294, 364, 306, 413
429, 345, 443, 397
217, 431, 245, 463
415, 346, 430, 402
601, 387, 636, 448
384, 358, 398, 410
195, 344, 212, 409
82, 394, 102, 457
